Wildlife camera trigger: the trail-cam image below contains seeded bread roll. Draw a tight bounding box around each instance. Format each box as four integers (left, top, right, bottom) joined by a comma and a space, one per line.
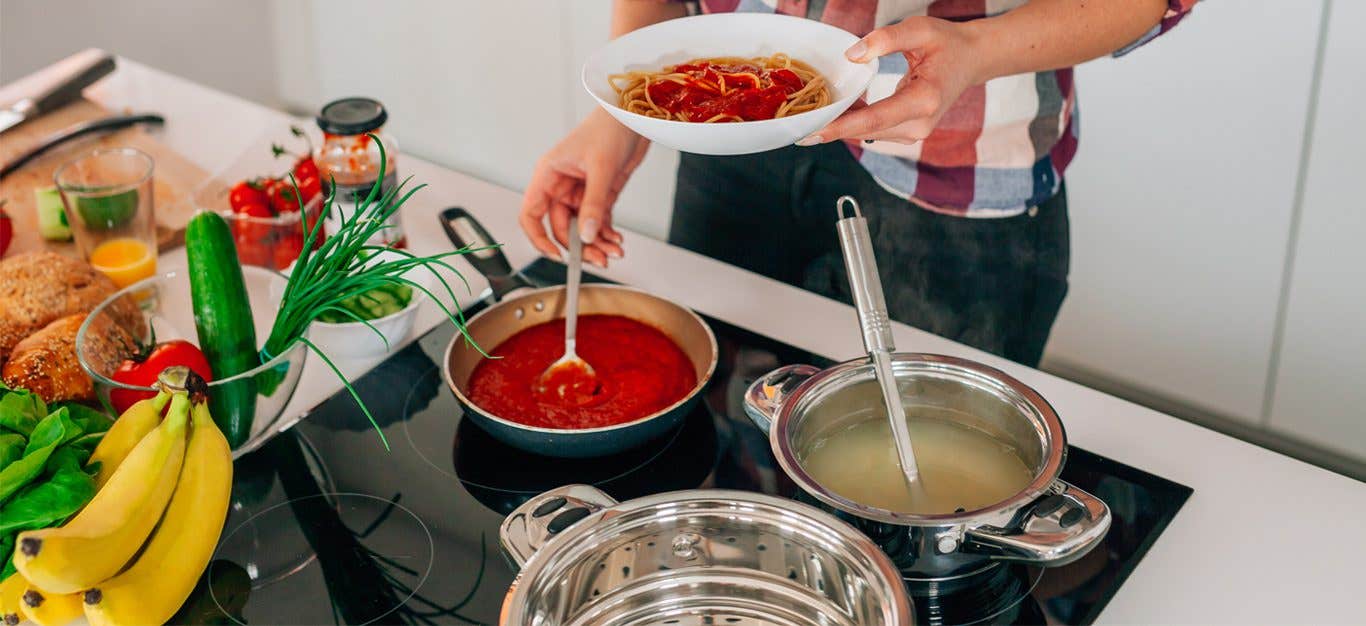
0, 251, 145, 362
3, 313, 137, 403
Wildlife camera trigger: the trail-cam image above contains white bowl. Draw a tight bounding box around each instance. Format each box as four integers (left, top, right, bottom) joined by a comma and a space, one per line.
582, 13, 878, 155
304, 251, 437, 358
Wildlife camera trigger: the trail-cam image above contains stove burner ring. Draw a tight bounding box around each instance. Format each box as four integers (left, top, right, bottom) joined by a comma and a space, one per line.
400, 365, 460, 480
212, 492, 435, 625
903, 562, 1044, 626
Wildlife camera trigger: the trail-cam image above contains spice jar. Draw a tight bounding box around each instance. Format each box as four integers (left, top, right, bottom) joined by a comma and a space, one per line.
315, 97, 406, 247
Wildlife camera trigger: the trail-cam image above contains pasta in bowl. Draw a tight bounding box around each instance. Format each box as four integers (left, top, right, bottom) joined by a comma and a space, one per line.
583, 13, 878, 155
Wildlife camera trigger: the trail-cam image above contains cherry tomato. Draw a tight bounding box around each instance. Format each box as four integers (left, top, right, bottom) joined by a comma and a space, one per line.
267, 179, 303, 214
109, 340, 214, 414
293, 157, 320, 185
232, 203, 274, 267
295, 175, 322, 205
273, 232, 305, 270
229, 179, 270, 212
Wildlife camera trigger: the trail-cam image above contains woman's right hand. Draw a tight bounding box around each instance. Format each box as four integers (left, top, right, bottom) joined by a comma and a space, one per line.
520, 108, 649, 267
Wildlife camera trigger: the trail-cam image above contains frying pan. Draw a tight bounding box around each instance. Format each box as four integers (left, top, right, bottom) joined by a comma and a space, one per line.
439, 208, 718, 458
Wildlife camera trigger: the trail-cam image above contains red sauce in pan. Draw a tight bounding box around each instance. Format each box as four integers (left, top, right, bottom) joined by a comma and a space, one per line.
467, 315, 697, 429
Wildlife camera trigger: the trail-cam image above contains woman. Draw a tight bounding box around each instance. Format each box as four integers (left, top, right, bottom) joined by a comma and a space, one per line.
520, 0, 1196, 366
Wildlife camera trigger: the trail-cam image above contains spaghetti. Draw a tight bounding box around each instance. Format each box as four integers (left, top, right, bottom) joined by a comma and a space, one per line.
609, 54, 831, 123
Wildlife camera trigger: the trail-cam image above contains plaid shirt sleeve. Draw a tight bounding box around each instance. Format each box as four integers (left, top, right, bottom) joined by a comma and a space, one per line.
1114, 0, 1199, 57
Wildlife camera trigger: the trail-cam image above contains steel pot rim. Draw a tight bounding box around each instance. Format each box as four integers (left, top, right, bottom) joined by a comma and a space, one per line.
769, 352, 1068, 527
501, 487, 915, 626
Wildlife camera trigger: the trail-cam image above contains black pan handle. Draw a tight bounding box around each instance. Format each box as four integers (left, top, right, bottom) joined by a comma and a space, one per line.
439, 206, 533, 301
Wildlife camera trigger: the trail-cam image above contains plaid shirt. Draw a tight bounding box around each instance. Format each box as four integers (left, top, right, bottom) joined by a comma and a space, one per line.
693, 0, 1198, 217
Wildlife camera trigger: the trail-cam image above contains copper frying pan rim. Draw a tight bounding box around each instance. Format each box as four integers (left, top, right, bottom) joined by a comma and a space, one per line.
441, 283, 719, 435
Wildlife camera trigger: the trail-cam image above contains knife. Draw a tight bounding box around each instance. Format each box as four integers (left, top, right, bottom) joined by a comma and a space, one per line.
0, 49, 116, 134
0, 113, 164, 180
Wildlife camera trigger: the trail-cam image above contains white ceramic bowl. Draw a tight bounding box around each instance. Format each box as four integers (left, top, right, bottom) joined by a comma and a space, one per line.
304, 251, 437, 358
582, 13, 878, 156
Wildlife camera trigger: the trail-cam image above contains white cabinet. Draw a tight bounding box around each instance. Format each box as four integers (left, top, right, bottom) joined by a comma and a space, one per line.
1044, 0, 1326, 424
1266, 0, 1366, 461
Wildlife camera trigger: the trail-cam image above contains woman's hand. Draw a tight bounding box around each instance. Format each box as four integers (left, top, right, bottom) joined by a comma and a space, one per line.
520, 108, 649, 267
799, 17, 986, 145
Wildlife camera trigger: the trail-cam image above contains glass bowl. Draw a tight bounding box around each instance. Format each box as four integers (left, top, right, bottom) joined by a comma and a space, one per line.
75, 265, 307, 458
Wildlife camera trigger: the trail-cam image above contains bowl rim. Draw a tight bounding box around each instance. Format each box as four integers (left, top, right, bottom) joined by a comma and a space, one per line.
76, 266, 306, 393
214, 193, 323, 226
581, 12, 879, 128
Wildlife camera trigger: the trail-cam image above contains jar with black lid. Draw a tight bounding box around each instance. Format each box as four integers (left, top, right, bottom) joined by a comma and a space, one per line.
316, 97, 406, 247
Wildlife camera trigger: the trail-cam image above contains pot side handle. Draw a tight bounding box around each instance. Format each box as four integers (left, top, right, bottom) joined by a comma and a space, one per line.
742, 364, 821, 434
964, 480, 1112, 567
499, 484, 619, 568
439, 207, 534, 301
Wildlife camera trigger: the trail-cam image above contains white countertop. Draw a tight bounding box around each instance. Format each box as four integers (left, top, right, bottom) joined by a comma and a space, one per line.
88, 59, 1363, 624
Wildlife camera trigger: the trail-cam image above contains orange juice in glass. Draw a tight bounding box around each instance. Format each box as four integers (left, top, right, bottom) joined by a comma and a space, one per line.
55, 148, 157, 288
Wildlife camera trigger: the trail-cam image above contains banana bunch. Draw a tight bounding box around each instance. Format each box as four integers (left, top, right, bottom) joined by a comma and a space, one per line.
3, 367, 233, 626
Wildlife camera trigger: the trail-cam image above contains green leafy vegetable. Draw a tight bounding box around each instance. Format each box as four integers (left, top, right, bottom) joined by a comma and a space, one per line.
0, 434, 25, 471
0, 449, 95, 536
258, 138, 489, 448
0, 388, 46, 437
0, 407, 85, 504
0, 386, 111, 582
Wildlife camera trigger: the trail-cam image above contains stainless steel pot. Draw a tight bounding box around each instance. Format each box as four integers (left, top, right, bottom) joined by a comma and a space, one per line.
439, 208, 718, 458
499, 485, 914, 625
743, 354, 1111, 580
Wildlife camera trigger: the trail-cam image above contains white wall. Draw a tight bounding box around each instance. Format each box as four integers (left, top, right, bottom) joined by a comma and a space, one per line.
267, 0, 680, 239
0, 0, 281, 107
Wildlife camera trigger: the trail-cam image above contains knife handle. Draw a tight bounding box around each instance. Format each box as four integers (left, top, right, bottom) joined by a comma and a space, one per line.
10, 49, 116, 118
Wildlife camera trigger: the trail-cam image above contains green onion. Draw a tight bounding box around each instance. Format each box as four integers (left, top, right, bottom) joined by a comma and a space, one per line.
259, 137, 492, 449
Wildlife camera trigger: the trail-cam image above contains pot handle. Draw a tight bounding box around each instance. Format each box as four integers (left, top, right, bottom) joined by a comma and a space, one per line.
963, 479, 1112, 566
743, 364, 821, 434
499, 484, 619, 568
439, 207, 534, 301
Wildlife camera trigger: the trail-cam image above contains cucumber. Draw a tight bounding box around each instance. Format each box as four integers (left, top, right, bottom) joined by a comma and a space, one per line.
33, 187, 72, 241
185, 211, 258, 448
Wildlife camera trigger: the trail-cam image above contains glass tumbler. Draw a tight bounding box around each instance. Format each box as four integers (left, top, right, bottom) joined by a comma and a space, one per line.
54, 147, 158, 288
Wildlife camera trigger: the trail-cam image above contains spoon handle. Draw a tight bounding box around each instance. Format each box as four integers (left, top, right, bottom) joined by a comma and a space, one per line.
835, 196, 920, 484
565, 217, 584, 352
835, 197, 895, 354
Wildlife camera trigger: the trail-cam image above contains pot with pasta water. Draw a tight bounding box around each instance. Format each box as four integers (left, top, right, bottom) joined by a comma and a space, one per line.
744, 353, 1111, 580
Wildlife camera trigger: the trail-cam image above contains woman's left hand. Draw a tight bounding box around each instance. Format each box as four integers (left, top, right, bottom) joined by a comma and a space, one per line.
800, 17, 985, 145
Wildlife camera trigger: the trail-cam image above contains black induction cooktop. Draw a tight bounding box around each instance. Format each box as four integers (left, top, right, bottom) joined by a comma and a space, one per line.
189, 259, 1191, 625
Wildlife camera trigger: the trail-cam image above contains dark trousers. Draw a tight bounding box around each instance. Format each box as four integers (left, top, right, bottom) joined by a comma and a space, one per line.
670, 142, 1070, 367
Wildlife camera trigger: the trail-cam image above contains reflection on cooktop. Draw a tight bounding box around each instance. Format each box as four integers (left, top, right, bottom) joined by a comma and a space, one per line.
196, 259, 1191, 625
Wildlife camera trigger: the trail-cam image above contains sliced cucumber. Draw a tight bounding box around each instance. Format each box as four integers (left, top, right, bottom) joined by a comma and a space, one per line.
34, 187, 72, 241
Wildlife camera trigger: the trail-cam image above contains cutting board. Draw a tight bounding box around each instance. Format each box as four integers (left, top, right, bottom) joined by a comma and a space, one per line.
0, 92, 207, 259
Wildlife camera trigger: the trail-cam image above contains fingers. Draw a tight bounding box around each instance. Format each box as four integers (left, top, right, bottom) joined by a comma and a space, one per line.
846, 19, 931, 63
549, 200, 572, 249
577, 159, 614, 246
814, 77, 939, 142
519, 166, 563, 261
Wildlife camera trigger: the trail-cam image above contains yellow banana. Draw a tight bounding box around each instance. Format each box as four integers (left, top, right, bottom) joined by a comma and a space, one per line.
18, 584, 81, 626
13, 393, 190, 594
84, 397, 233, 626
87, 391, 169, 488
0, 574, 27, 625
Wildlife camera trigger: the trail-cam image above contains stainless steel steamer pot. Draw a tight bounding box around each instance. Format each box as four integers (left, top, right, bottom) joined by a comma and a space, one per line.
438, 208, 718, 458
499, 485, 915, 625
744, 353, 1111, 579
